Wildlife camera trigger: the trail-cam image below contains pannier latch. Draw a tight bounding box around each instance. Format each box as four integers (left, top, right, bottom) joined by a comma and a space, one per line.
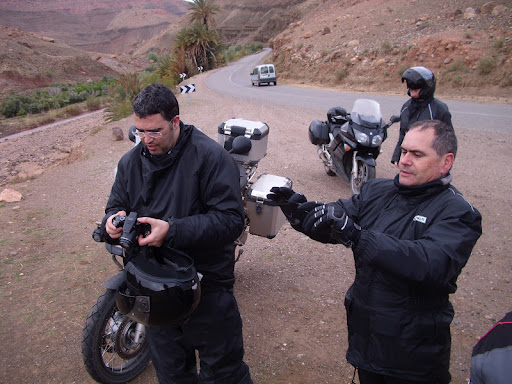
255, 197, 264, 214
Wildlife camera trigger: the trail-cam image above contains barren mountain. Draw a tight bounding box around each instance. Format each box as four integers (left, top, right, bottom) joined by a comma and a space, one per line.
0, 0, 511, 102
0, 0, 189, 54
0, 25, 122, 99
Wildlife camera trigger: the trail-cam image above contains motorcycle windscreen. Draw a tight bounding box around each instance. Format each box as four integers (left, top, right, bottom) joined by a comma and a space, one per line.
350, 99, 382, 128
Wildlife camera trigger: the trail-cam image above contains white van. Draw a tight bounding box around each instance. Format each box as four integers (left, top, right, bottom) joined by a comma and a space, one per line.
250, 64, 277, 86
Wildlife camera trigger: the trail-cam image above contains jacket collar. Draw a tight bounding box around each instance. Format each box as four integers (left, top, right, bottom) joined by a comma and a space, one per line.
393, 173, 452, 196
140, 121, 192, 169
137, 122, 192, 203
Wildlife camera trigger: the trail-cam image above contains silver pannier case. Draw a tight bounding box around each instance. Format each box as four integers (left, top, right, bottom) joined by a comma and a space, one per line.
218, 118, 269, 165
246, 173, 292, 238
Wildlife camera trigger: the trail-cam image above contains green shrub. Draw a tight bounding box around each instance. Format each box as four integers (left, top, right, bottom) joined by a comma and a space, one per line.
452, 75, 462, 86
398, 65, 409, 77
381, 40, 392, 54
446, 58, 468, 73
148, 51, 159, 62
477, 56, 495, 75
85, 97, 102, 111
0, 77, 116, 118
1, 95, 21, 118
493, 40, 504, 49
334, 67, 349, 83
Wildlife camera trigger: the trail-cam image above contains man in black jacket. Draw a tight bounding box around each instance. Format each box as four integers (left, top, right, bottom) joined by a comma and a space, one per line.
103, 84, 252, 384
269, 120, 482, 384
391, 66, 452, 164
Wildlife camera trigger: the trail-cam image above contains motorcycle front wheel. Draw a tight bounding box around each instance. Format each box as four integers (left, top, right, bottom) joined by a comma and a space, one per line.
351, 161, 376, 195
82, 289, 151, 384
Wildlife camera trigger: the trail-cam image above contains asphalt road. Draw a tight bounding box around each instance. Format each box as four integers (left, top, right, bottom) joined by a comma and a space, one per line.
206, 48, 512, 133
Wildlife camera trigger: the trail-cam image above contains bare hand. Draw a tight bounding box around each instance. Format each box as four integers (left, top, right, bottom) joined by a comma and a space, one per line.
136, 217, 169, 247
105, 210, 126, 239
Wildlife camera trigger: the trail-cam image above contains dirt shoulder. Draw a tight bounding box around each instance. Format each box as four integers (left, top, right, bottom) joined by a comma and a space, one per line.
0, 72, 510, 383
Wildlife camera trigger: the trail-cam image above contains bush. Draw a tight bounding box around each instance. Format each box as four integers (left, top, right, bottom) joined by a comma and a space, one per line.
0, 77, 116, 118
477, 56, 495, 75
446, 58, 469, 73
1, 95, 21, 118
148, 51, 159, 62
381, 40, 392, 54
221, 42, 264, 63
334, 67, 349, 83
85, 97, 102, 111
493, 39, 504, 49
452, 75, 463, 87
398, 65, 410, 77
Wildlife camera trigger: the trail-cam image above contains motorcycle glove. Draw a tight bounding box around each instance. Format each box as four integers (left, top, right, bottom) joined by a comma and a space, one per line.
303, 203, 361, 247
267, 187, 307, 230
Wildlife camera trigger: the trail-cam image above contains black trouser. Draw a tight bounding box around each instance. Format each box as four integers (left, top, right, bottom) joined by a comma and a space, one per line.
146, 289, 252, 384
357, 369, 447, 384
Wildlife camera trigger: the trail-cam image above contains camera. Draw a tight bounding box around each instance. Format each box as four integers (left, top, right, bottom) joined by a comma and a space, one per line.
112, 212, 150, 249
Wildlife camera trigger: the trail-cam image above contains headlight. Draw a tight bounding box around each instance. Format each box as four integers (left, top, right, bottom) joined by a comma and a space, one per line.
354, 131, 369, 145
372, 134, 383, 146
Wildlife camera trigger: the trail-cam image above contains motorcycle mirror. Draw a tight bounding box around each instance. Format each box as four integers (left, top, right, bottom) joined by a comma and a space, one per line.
390, 115, 400, 124
128, 125, 137, 143
229, 135, 252, 155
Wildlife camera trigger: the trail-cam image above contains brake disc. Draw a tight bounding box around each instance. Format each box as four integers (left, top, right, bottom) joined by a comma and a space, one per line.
114, 318, 146, 359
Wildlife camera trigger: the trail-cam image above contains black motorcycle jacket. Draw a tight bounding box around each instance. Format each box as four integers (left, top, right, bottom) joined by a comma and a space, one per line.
338, 175, 482, 382
391, 96, 452, 163
103, 122, 245, 289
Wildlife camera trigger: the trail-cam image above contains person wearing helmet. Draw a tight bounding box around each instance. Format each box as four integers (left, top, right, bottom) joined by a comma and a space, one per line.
102, 84, 252, 384
391, 66, 453, 164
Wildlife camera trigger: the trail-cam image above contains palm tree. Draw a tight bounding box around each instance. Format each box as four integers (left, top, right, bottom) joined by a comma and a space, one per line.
173, 23, 219, 71
189, 22, 219, 68
188, 0, 219, 30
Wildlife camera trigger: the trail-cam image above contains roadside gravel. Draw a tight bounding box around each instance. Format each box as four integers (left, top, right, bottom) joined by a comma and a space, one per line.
0, 71, 510, 383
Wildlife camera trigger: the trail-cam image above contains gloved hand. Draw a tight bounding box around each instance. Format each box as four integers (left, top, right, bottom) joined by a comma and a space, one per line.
302, 203, 361, 246
267, 187, 308, 230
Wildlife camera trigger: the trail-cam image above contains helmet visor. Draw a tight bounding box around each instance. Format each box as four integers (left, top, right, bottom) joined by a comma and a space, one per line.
406, 81, 421, 90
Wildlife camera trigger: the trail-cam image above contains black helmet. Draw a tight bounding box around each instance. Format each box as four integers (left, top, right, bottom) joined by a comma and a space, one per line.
116, 249, 201, 326
401, 66, 436, 99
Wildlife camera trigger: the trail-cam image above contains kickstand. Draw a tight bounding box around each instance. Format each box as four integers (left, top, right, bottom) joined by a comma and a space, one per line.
235, 248, 244, 263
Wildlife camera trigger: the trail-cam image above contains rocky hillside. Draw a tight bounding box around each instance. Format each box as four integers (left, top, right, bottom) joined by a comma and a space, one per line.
0, 0, 189, 54
0, 0, 511, 102
270, 0, 512, 101
0, 26, 125, 100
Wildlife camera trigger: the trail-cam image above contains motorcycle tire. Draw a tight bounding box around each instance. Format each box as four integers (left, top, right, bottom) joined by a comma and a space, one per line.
82, 289, 151, 384
350, 162, 376, 195
324, 165, 336, 176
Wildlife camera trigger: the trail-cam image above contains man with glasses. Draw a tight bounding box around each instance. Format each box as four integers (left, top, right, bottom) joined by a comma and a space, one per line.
102, 84, 253, 384
391, 66, 452, 165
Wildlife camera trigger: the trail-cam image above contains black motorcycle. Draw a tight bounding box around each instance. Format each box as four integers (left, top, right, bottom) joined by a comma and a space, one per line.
309, 98, 399, 194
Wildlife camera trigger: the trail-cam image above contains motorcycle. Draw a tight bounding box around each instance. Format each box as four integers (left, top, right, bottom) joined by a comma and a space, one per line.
82, 119, 290, 383
308, 98, 400, 194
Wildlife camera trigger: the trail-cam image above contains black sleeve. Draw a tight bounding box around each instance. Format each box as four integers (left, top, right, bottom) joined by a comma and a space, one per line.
168, 148, 244, 249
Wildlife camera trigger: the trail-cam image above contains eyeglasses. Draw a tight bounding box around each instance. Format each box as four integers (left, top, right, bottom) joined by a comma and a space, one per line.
133, 120, 172, 139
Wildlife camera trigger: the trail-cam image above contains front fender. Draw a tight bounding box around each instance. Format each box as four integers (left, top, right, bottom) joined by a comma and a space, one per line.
355, 153, 377, 167
104, 272, 125, 290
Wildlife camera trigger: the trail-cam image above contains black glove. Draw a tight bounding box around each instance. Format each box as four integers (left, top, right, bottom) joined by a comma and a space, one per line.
267, 187, 308, 230
303, 203, 361, 246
